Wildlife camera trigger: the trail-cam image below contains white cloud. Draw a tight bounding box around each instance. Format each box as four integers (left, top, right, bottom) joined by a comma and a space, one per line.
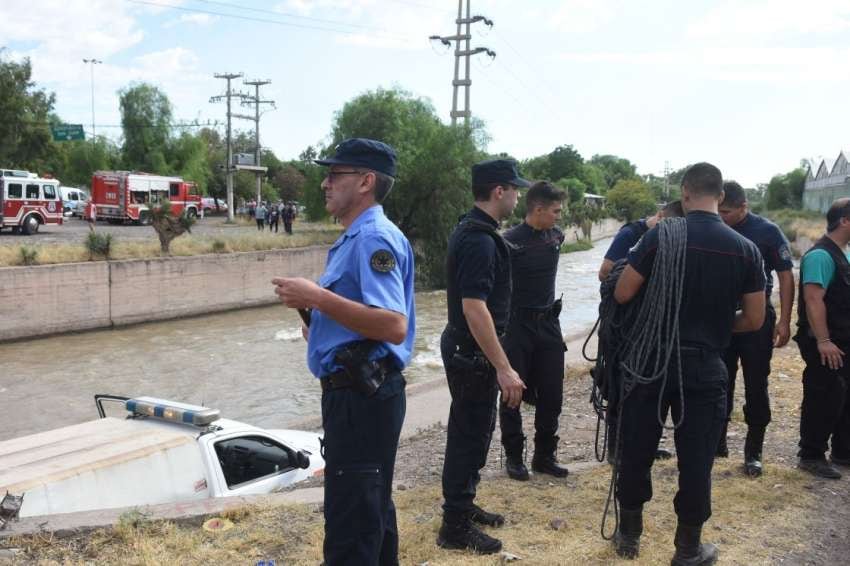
165, 13, 220, 27
544, 0, 616, 33
689, 0, 850, 38
559, 46, 850, 82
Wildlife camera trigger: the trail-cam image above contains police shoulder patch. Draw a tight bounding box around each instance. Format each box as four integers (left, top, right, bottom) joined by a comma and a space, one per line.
370, 249, 396, 273
779, 244, 792, 262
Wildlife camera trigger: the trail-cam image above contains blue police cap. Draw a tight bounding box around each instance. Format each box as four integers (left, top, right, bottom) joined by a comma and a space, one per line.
315, 138, 397, 178
471, 159, 531, 188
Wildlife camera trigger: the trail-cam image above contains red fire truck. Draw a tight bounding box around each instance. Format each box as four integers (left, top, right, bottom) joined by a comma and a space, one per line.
88, 171, 202, 225
0, 172, 64, 234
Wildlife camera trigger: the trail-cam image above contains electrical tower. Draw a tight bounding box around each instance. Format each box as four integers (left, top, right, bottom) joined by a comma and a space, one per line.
242, 80, 275, 203
210, 72, 247, 222
430, 1, 495, 126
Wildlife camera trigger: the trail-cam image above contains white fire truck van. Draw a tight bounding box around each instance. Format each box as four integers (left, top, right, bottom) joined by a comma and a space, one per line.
0, 395, 324, 519
88, 171, 202, 224
0, 173, 63, 234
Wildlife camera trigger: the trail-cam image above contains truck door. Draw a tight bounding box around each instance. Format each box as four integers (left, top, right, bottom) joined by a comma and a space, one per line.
208, 434, 304, 497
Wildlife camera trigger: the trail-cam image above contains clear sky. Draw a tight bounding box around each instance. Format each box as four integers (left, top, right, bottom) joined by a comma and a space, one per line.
3, 0, 849, 186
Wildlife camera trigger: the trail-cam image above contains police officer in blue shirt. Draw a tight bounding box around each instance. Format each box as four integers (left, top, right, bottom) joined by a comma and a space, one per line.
717, 181, 795, 477
437, 159, 528, 555
273, 138, 415, 566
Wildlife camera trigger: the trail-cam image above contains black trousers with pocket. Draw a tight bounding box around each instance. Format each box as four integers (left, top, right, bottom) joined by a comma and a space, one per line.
321, 371, 406, 566
616, 350, 727, 526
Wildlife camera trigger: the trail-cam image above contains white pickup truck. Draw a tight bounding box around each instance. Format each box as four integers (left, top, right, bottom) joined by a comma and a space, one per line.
0, 395, 324, 519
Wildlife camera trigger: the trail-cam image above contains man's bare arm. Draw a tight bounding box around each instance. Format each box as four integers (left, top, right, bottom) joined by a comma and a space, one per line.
614, 265, 645, 304
598, 259, 615, 282
733, 291, 766, 333
774, 270, 795, 347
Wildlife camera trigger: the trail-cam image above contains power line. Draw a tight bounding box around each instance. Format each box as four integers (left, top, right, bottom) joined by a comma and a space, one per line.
195, 0, 407, 37
125, 0, 413, 42
19, 119, 221, 130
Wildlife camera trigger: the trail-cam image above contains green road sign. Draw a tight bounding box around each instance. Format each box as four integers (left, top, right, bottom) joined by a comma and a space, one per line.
51, 124, 85, 142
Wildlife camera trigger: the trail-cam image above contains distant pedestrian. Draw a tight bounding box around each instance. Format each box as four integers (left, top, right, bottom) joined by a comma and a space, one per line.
283, 202, 295, 235
256, 202, 267, 231
268, 204, 280, 233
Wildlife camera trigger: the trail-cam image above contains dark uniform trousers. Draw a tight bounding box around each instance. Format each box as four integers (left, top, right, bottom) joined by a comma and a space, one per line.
500, 311, 565, 457
722, 304, 775, 429
796, 336, 850, 460
440, 327, 499, 522
321, 371, 406, 566
617, 350, 727, 526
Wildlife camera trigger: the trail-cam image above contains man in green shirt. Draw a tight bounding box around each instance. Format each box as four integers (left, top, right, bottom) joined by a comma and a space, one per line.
795, 198, 850, 479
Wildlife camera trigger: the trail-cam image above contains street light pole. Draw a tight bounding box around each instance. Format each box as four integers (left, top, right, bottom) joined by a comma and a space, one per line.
82, 59, 102, 139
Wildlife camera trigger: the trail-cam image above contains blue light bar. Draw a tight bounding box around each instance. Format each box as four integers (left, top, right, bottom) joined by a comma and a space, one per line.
125, 397, 220, 426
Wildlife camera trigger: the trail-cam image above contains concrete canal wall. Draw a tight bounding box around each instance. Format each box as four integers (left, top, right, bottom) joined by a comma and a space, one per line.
0, 246, 330, 341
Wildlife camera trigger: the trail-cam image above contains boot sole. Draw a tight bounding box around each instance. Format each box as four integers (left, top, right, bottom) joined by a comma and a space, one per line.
436, 537, 502, 554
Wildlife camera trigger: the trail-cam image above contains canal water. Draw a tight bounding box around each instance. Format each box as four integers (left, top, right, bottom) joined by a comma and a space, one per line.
0, 238, 612, 441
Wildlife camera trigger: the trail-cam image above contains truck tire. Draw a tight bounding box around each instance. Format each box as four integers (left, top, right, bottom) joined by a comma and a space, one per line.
187, 207, 198, 219
139, 211, 152, 226
21, 215, 40, 235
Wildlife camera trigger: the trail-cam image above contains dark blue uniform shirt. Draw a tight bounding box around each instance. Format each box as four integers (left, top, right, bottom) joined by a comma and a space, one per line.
605, 219, 649, 262
627, 211, 766, 351
504, 222, 564, 308
729, 212, 793, 296
446, 206, 512, 333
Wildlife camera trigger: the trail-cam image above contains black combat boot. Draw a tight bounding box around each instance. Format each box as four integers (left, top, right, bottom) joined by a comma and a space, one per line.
613, 506, 643, 559
437, 514, 503, 554
470, 504, 505, 527
504, 437, 529, 481
744, 426, 766, 477
715, 421, 729, 458
670, 523, 718, 566
531, 453, 569, 477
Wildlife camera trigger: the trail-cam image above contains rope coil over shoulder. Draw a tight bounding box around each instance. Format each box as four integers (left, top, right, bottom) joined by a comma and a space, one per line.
581, 217, 688, 540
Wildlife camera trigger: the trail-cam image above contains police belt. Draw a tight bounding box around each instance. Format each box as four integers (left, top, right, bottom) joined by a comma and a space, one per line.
320, 356, 396, 392
445, 323, 504, 353
512, 303, 558, 322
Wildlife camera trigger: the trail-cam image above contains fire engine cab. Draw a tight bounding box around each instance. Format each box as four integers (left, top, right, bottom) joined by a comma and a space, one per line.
0, 172, 63, 235
88, 171, 202, 225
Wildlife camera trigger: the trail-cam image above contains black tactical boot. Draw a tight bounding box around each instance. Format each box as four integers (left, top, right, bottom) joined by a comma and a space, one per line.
670, 523, 718, 566
798, 458, 842, 479
437, 516, 503, 554
744, 426, 766, 477
531, 454, 569, 478
715, 422, 729, 458
504, 438, 530, 481
613, 506, 643, 559
470, 504, 505, 527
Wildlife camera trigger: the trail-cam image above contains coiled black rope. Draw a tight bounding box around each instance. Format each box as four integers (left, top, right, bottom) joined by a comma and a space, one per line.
587, 217, 688, 541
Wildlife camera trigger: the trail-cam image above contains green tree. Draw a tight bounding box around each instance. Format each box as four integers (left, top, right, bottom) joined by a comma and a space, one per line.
273, 163, 306, 202
0, 53, 55, 170
579, 163, 607, 195
765, 168, 806, 210
328, 87, 485, 286
119, 83, 173, 172
548, 145, 584, 181
169, 132, 210, 193
590, 154, 638, 189
606, 178, 656, 221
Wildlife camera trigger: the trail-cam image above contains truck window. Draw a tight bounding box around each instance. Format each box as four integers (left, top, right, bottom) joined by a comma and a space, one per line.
214, 436, 294, 488
169, 183, 180, 198
26, 184, 40, 199
7, 183, 22, 199
43, 185, 57, 199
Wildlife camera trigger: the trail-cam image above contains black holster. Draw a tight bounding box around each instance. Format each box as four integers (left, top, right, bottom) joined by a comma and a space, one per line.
334, 340, 387, 397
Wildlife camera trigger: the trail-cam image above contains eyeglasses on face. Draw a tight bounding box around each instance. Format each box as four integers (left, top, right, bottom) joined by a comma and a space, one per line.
325, 170, 366, 182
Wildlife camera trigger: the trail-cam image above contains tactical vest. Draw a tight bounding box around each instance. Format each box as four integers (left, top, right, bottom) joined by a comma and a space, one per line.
445, 215, 513, 334
797, 235, 850, 343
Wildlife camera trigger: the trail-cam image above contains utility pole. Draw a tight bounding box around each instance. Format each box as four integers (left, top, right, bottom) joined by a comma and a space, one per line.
663, 160, 671, 200
243, 79, 275, 204
210, 73, 245, 222
430, 1, 495, 126
82, 58, 102, 139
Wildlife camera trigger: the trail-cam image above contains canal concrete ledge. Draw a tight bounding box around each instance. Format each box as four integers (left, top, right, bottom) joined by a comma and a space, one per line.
0, 245, 330, 342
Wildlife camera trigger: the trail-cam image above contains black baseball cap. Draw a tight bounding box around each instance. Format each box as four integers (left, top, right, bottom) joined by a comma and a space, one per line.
315, 138, 397, 178
471, 159, 531, 188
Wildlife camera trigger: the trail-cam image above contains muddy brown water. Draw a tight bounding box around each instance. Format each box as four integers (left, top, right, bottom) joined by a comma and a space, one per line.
0, 238, 612, 441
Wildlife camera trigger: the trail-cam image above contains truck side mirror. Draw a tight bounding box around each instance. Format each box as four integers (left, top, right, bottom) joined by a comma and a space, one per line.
296, 451, 310, 470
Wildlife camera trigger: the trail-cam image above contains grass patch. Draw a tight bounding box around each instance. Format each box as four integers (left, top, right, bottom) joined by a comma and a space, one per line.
9, 460, 822, 564
561, 239, 594, 254
763, 209, 824, 244
0, 228, 341, 267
